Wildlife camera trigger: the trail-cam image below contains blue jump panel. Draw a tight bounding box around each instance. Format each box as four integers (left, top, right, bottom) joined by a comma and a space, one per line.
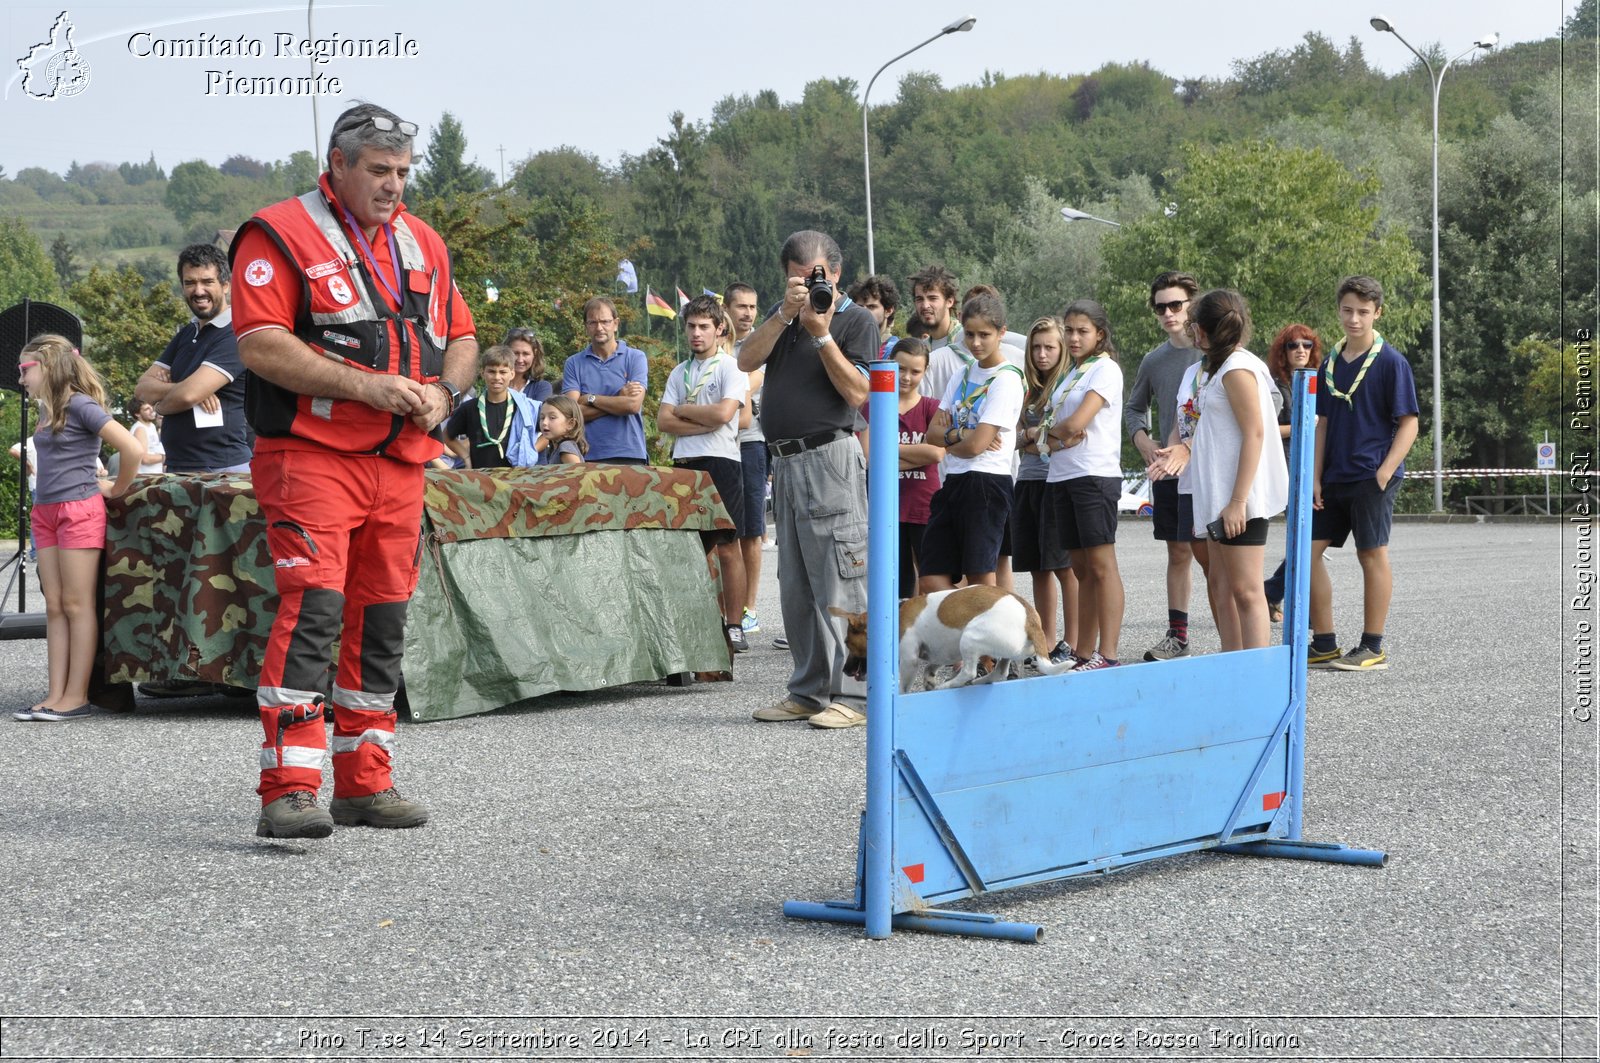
892, 648, 1293, 909
781, 364, 1378, 940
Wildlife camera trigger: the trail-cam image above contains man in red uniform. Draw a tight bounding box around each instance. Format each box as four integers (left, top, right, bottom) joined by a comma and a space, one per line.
230, 103, 478, 839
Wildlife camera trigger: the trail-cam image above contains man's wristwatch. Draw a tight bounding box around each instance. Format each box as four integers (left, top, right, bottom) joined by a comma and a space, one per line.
433, 379, 461, 413
810, 332, 831, 351
584, 393, 597, 408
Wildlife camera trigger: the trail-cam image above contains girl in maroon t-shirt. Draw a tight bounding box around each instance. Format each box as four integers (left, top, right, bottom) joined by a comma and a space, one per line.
861, 338, 944, 599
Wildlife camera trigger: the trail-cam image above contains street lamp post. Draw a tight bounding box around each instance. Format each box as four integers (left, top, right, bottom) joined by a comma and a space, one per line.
862, 16, 976, 276
1370, 16, 1497, 513
1059, 206, 1121, 227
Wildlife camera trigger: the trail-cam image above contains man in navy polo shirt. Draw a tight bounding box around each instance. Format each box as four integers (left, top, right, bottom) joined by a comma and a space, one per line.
561, 296, 648, 463
134, 243, 253, 474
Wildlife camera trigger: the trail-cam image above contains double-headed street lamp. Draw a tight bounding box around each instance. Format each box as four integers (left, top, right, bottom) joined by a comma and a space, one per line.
862, 16, 976, 276
1370, 16, 1497, 512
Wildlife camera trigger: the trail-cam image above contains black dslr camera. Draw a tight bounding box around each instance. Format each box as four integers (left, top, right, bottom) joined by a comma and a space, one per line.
804, 266, 835, 313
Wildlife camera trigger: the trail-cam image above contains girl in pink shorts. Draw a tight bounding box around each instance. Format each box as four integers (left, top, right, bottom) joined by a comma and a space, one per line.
14, 334, 145, 722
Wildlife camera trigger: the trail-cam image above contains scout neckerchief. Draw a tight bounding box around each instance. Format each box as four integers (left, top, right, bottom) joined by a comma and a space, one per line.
684, 351, 725, 403
952, 359, 1024, 430
477, 392, 512, 459
337, 202, 404, 307
944, 322, 971, 364
1033, 352, 1105, 454
1324, 332, 1385, 407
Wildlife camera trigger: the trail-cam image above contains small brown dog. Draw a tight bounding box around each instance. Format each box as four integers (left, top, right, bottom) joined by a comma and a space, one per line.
833, 585, 1072, 692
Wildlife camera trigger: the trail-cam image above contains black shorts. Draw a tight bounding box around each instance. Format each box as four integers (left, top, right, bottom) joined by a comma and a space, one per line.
1151, 477, 1202, 542
676, 455, 744, 546
1210, 516, 1270, 547
1043, 476, 1119, 552
738, 440, 768, 538
1011, 478, 1070, 572
1313, 476, 1399, 550
920, 472, 1014, 580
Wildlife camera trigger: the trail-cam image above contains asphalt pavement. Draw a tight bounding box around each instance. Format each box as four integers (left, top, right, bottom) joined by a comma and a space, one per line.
0, 521, 1592, 1061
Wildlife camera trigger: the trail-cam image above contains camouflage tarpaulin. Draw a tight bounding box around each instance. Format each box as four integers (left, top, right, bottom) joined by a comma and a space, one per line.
102, 467, 733, 720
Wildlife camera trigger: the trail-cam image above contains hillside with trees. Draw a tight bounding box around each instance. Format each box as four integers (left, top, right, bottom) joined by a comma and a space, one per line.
0, 15, 1592, 513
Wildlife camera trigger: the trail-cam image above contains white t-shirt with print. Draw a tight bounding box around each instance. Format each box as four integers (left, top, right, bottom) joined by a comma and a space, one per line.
938, 361, 1025, 477
662, 354, 748, 462
1046, 356, 1123, 481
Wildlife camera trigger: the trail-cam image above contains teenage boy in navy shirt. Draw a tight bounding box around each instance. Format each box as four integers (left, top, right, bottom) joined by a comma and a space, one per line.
1309, 275, 1419, 672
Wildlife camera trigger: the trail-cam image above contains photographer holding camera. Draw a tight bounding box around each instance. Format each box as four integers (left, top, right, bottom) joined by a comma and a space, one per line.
737, 230, 879, 730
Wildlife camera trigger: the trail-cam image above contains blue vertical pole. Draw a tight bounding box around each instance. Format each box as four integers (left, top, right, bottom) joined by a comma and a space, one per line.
864, 360, 899, 938
1284, 370, 1315, 839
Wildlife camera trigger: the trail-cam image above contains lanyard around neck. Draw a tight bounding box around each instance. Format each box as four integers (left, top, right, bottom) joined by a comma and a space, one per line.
337, 202, 404, 307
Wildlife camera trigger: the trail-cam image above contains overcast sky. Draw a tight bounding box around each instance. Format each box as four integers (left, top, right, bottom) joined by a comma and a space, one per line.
0, 0, 1582, 178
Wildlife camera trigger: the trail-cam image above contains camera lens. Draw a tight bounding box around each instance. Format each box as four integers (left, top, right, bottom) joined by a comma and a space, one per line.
808, 284, 833, 313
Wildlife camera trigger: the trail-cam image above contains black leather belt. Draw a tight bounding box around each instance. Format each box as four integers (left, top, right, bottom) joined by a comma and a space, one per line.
767, 429, 847, 458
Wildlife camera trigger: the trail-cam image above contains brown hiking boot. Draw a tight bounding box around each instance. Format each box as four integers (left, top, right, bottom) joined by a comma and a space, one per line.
329, 787, 430, 829
256, 791, 334, 839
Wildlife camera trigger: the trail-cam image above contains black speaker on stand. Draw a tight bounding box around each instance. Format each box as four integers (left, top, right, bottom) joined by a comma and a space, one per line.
0, 300, 83, 640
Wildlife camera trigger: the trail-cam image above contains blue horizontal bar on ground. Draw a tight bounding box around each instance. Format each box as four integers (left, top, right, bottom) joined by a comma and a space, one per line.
782, 900, 1044, 942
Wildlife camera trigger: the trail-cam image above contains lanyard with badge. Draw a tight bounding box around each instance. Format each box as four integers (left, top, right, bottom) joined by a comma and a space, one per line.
1324, 332, 1385, 407
337, 202, 405, 308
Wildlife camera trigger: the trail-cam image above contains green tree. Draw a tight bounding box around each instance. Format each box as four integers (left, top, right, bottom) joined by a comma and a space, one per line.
412, 112, 494, 200
1100, 140, 1427, 361
164, 160, 229, 225
49, 233, 79, 287
1435, 104, 1569, 466
629, 112, 724, 293
67, 266, 187, 405
279, 150, 319, 195
982, 173, 1159, 326
0, 217, 63, 306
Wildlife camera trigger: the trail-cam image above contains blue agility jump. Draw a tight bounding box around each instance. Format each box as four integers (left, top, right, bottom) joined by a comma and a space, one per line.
784, 362, 1385, 942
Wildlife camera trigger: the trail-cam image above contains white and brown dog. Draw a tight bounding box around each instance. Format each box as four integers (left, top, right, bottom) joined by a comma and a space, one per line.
834, 585, 1072, 692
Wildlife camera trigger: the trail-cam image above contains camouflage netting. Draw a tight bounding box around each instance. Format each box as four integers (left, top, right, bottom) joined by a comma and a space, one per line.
102, 466, 733, 721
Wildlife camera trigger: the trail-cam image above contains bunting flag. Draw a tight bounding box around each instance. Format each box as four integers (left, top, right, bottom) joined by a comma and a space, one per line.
646, 287, 676, 319
702, 288, 724, 304
676, 287, 691, 309
616, 259, 639, 293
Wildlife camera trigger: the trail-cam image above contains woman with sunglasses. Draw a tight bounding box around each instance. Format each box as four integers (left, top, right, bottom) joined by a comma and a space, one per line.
1263, 325, 1324, 621
504, 328, 553, 402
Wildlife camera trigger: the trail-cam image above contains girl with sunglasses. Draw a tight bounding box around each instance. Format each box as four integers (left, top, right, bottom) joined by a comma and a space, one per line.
1262, 325, 1324, 620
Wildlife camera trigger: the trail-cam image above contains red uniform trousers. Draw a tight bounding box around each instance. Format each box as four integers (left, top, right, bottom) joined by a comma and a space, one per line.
253, 444, 425, 806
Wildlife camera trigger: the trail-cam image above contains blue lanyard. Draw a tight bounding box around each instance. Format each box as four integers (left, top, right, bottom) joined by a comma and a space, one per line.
337, 202, 404, 307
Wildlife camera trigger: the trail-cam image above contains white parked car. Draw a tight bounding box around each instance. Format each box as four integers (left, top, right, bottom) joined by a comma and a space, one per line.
1119, 475, 1154, 517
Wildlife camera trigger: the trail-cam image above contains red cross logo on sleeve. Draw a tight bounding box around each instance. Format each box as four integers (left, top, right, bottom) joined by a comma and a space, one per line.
244, 258, 275, 287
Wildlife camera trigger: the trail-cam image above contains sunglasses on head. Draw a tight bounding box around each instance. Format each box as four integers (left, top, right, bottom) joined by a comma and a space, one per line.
17, 360, 39, 371
1152, 299, 1189, 314
346, 115, 419, 137
1287, 340, 1316, 351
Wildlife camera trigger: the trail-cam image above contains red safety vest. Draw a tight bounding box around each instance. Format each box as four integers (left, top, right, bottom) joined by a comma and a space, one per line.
230, 177, 459, 463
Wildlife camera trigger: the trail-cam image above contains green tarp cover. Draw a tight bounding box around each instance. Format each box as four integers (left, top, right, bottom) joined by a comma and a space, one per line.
101, 466, 733, 720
